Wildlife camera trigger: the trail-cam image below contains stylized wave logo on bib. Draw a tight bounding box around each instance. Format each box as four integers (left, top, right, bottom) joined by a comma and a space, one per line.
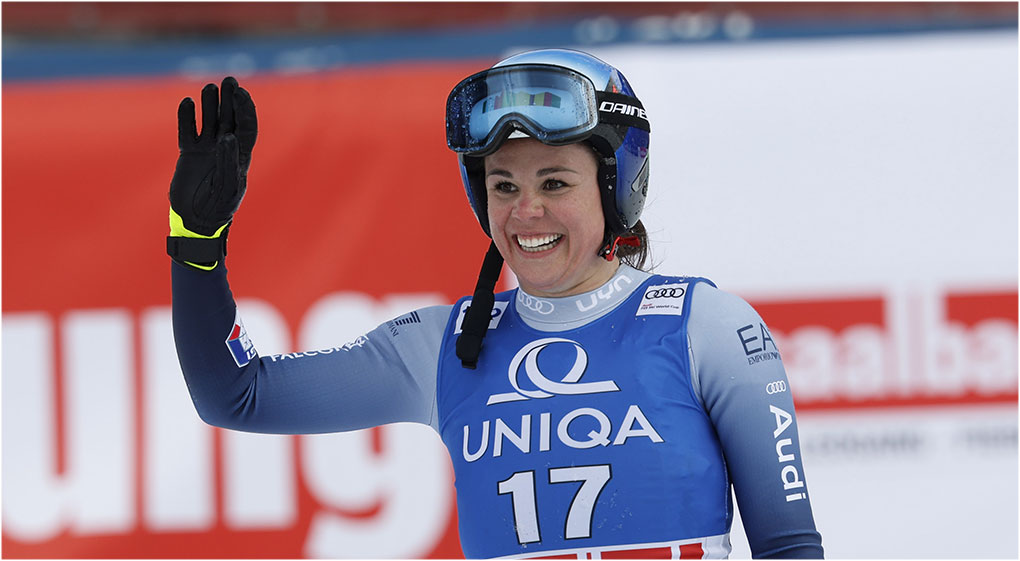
487, 338, 620, 405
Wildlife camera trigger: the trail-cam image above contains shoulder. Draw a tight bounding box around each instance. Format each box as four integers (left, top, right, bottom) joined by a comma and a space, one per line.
684, 281, 774, 372
684, 282, 785, 402
687, 281, 763, 327
384, 304, 457, 331
412, 304, 458, 324
381, 304, 457, 352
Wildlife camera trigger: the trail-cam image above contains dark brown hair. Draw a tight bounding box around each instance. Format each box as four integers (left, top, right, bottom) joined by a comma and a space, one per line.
615, 219, 650, 271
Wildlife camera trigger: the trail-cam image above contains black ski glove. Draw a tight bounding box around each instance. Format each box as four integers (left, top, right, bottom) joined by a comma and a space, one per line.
167, 76, 257, 270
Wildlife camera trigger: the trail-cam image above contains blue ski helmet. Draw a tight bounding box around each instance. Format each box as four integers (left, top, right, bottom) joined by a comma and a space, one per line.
446, 48, 651, 250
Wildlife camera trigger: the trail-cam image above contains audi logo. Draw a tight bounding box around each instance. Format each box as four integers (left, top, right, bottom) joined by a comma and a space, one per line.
765, 380, 787, 395
518, 293, 555, 315
644, 287, 685, 300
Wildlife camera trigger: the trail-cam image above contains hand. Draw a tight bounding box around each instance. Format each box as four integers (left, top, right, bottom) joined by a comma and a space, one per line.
167, 76, 257, 268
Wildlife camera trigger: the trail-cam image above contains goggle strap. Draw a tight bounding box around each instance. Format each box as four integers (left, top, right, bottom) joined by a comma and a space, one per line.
456, 241, 504, 369
595, 91, 651, 132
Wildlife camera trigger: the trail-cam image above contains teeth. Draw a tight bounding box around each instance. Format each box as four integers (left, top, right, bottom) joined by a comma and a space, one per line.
517, 234, 563, 252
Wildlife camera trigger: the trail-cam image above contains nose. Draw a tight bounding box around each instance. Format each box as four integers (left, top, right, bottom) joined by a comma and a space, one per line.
511, 189, 545, 220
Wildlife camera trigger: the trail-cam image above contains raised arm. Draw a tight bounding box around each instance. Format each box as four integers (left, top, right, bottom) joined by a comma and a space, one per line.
166, 78, 445, 435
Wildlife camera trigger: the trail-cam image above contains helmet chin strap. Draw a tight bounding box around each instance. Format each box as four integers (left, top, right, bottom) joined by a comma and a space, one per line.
599, 234, 641, 261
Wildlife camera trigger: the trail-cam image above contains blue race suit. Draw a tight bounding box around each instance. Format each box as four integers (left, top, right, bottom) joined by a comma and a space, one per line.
172, 261, 823, 558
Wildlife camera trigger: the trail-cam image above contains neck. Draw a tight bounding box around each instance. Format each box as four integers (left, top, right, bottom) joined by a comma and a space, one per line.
519, 259, 621, 299
514, 264, 652, 332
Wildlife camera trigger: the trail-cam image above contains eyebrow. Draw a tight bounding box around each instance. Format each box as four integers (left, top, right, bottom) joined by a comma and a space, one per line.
485, 166, 580, 178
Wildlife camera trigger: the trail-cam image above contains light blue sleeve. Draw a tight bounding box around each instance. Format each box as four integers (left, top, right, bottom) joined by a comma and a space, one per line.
686, 282, 824, 559
173, 261, 449, 435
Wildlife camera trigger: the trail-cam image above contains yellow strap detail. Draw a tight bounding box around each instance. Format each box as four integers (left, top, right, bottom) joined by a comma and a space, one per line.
168, 209, 228, 270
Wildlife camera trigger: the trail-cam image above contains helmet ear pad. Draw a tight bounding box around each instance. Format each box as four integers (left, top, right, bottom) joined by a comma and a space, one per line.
587, 123, 649, 242
461, 154, 491, 236
586, 127, 627, 238
610, 124, 650, 232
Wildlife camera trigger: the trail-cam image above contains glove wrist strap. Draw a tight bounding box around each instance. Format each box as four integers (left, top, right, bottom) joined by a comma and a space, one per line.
167, 209, 231, 269
166, 235, 227, 263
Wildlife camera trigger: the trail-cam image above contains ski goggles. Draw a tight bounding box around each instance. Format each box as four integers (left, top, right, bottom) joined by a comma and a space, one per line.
446, 64, 648, 156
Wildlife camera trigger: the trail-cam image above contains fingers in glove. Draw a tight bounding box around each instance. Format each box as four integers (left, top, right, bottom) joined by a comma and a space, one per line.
233, 85, 258, 169
199, 82, 219, 143
214, 133, 242, 212
217, 76, 238, 139
177, 97, 198, 148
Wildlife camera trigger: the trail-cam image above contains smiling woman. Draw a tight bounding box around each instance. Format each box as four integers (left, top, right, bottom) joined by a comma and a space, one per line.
168, 48, 824, 559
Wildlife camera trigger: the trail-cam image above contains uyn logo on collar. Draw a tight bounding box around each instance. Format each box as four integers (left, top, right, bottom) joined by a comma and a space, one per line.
487, 338, 620, 405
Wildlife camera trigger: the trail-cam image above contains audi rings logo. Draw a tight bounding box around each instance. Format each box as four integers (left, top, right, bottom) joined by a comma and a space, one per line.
644, 287, 685, 300
636, 282, 689, 317
518, 292, 555, 315
766, 380, 787, 395
487, 338, 620, 405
